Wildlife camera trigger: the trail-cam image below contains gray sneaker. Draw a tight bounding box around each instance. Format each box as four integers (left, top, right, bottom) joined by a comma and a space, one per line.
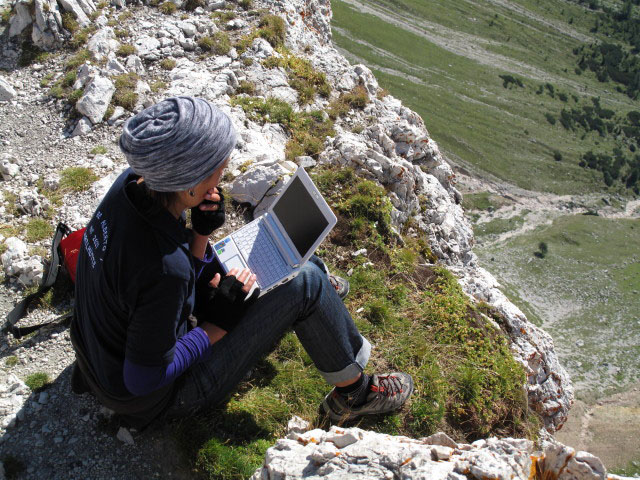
321, 372, 414, 422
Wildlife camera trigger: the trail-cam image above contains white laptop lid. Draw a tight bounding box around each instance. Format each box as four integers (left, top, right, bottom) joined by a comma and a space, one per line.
267, 167, 337, 267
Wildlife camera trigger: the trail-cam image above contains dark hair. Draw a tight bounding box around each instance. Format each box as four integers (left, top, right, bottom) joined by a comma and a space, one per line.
137, 181, 180, 212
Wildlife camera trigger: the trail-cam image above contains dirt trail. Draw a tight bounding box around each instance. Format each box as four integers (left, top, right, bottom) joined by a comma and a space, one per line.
555, 385, 640, 471
456, 170, 640, 247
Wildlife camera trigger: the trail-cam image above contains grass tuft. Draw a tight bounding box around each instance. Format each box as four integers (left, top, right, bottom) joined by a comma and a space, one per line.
60, 167, 98, 193
328, 85, 369, 119
113, 73, 139, 111
24, 372, 50, 391
198, 32, 231, 55
5, 356, 18, 367
159, 58, 177, 70
158, 1, 177, 15
115, 44, 136, 57
25, 218, 53, 243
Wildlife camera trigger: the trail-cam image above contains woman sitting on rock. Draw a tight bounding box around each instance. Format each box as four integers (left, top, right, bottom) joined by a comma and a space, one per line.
69, 96, 413, 428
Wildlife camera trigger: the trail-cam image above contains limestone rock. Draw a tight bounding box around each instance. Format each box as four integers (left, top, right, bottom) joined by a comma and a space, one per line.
87, 27, 119, 61
251, 426, 536, 480
57, 0, 91, 27
1, 159, 20, 179
76, 75, 115, 124
71, 116, 93, 137
229, 162, 297, 215
8, 0, 33, 37
32, 0, 65, 50
133, 35, 161, 61
0, 77, 17, 102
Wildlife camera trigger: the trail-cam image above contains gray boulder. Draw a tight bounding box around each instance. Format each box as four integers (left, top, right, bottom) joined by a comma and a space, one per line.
87, 27, 119, 60
76, 75, 115, 124
8, 0, 33, 37
0, 77, 17, 102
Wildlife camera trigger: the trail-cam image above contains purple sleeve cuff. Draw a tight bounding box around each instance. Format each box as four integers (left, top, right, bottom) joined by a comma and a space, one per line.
193, 242, 215, 280
123, 327, 212, 396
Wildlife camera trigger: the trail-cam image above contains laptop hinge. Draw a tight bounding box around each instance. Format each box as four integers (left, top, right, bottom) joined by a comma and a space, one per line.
263, 214, 299, 268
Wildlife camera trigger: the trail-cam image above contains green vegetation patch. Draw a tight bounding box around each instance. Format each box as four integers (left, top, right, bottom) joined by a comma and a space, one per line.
158, 1, 177, 14
159, 58, 177, 70
235, 14, 286, 53
328, 85, 369, 119
198, 32, 231, 55
5, 356, 18, 367
462, 191, 512, 212
178, 168, 539, 477
116, 44, 136, 57
24, 372, 50, 391
230, 96, 335, 160
59, 167, 98, 193
25, 218, 54, 243
112, 72, 139, 111
263, 48, 331, 104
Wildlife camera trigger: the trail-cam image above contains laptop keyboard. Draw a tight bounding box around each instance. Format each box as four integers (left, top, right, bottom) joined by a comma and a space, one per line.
232, 220, 289, 288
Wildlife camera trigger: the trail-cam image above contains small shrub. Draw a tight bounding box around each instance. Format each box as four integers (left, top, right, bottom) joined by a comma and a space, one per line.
114, 28, 130, 38
210, 10, 236, 22
553, 150, 563, 161
60, 167, 98, 192
67, 88, 83, 105
24, 372, 50, 391
242, 57, 253, 66
61, 12, 79, 34
158, 1, 177, 14
236, 80, 256, 95
239, 0, 253, 10
159, 58, 177, 70
198, 32, 231, 55
116, 44, 136, 57
26, 218, 53, 242
544, 113, 556, 125
257, 14, 286, 48
184, 0, 205, 11
48, 85, 65, 99
5, 356, 18, 367
534, 241, 548, 258
328, 85, 369, 119
62, 71, 76, 88
113, 73, 139, 111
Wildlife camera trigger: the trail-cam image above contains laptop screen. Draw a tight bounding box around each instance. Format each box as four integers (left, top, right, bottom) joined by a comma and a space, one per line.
273, 176, 329, 257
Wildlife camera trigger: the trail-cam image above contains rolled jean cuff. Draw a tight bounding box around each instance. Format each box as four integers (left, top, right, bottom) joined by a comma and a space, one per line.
317, 336, 371, 384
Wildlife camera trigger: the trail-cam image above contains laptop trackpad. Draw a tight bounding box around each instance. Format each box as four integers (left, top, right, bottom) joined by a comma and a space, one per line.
224, 254, 245, 272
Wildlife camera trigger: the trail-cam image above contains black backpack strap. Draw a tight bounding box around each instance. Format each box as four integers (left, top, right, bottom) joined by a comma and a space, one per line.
2, 223, 72, 339
9, 311, 74, 339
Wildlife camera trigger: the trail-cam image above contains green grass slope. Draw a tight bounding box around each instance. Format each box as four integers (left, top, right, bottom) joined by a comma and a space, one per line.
331, 0, 640, 195
177, 169, 540, 479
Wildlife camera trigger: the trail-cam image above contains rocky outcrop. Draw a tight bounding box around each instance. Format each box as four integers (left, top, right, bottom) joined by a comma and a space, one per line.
7, 0, 97, 51
256, 0, 573, 431
252, 419, 624, 480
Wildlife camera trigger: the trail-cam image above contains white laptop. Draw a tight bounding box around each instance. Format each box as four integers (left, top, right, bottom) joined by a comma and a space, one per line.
213, 167, 337, 297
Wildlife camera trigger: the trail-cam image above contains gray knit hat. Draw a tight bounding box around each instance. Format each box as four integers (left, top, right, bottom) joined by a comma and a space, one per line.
119, 97, 236, 192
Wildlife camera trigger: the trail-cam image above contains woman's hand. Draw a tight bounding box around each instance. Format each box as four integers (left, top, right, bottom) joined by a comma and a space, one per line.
194, 267, 259, 335
210, 267, 257, 295
191, 187, 225, 236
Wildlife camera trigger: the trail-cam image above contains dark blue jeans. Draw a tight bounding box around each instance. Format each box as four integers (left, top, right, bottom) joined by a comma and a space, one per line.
164, 256, 370, 418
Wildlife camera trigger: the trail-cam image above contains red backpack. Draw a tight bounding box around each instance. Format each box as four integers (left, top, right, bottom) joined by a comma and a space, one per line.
3, 223, 85, 338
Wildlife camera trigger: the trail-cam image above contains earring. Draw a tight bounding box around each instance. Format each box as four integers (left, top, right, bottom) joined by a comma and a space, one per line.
188, 190, 195, 197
